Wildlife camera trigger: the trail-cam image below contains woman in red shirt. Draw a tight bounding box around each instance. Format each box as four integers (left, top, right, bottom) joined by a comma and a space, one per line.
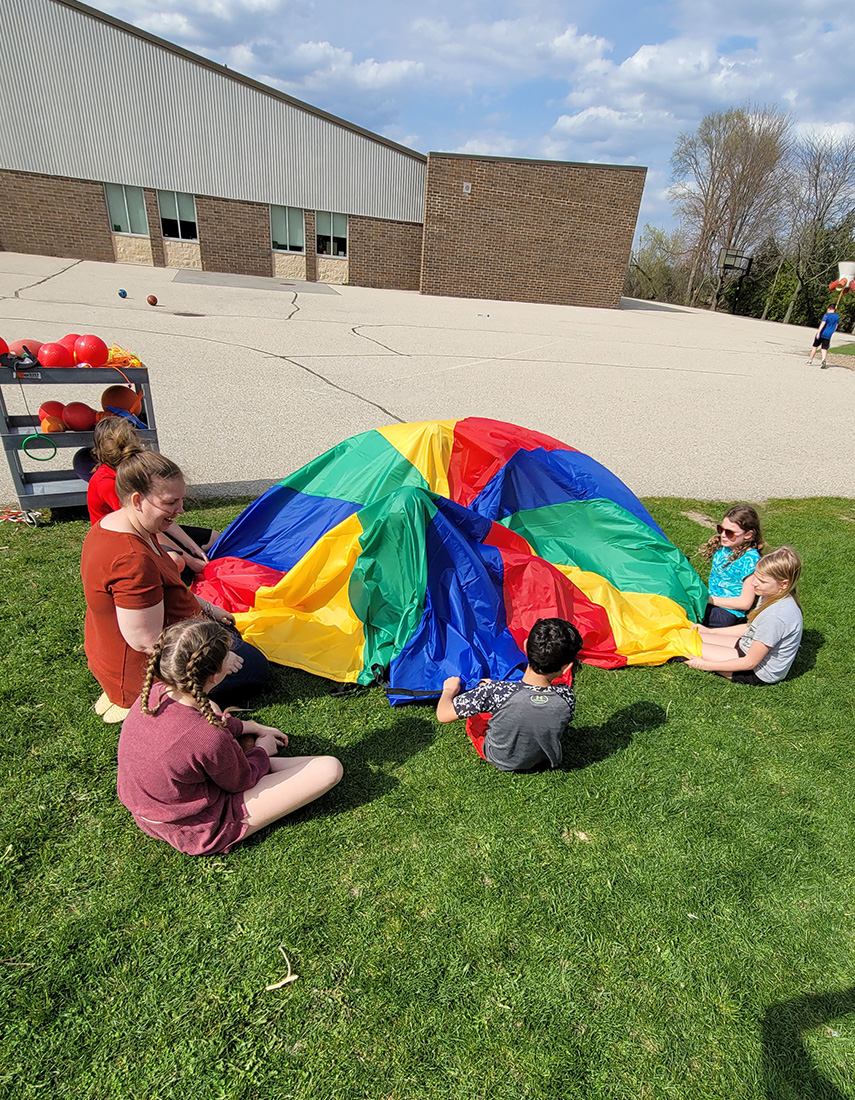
87, 417, 217, 582
81, 450, 268, 723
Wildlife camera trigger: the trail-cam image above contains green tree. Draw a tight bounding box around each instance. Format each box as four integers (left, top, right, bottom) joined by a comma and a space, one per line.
624, 225, 689, 303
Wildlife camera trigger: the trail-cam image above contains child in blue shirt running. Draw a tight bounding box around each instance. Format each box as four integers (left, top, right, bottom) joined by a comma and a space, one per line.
808, 305, 840, 368
699, 504, 764, 628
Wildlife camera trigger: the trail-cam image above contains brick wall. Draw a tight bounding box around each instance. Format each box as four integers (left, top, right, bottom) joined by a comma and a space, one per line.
304, 211, 317, 282
196, 195, 272, 277
348, 215, 423, 291
0, 169, 115, 262
420, 154, 646, 308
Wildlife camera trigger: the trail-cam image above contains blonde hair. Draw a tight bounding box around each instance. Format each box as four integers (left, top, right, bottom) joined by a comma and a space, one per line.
747, 546, 802, 622
699, 504, 765, 562
141, 619, 231, 727
92, 416, 146, 470
115, 450, 183, 505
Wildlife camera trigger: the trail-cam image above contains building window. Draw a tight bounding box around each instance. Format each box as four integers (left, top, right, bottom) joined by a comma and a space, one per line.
105, 183, 148, 236
316, 211, 347, 257
271, 205, 305, 252
157, 190, 198, 240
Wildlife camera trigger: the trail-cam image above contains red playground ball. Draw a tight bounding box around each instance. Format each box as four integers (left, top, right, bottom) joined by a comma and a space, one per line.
61, 402, 98, 431
146, 294, 158, 306
74, 334, 109, 368
38, 400, 65, 421
0, 337, 8, 356
38, 342, 75, 368
59, 333, 81, 359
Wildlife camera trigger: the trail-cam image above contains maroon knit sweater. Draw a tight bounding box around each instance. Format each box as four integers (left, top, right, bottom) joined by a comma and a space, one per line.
117, 684, 270, 855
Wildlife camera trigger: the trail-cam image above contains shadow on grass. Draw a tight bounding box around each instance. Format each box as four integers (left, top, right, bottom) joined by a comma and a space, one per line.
762, 986, 855, 1099
788, 629, 824, 680
562, 701, 666, 769
257, 715, 435, 834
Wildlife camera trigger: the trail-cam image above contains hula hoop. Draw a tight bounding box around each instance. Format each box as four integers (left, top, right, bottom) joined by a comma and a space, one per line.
21, 434, 58, 461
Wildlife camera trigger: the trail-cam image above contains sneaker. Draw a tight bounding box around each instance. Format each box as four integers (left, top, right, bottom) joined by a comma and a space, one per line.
821, 362, 828, 369
94, 691, 111, 715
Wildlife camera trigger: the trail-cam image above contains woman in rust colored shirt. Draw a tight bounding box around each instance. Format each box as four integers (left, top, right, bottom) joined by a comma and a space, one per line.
81, 451, 268, 723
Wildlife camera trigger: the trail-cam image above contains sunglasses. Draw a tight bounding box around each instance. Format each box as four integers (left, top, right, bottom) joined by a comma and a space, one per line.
716, 524, 742, 537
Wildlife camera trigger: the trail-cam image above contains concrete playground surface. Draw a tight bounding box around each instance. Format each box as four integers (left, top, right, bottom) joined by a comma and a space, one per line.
0, 251, 853, 508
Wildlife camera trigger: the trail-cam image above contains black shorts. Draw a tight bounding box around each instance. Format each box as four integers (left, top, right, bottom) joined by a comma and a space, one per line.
813, 336, 830, 350
179, 524, 215, 548
731, 670, 770, 685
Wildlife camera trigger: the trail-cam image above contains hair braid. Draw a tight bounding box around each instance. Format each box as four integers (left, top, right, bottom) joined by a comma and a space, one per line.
140, 635, 168, 715
145, 619, 232, 727
181, 637, 228, 728
187, 679, 227, 729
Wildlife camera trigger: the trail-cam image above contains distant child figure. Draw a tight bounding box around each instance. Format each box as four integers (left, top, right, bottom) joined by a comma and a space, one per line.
117, 619, 343, 855
699, 505, 765, 628
687, 547, 803, 685
808, 305, 840, 368
88, 416, 218, 582
436, 618, 583, 771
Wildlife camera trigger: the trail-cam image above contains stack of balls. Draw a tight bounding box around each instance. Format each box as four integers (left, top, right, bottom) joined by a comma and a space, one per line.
38, 385, 143, 434
0, 333, 111, 368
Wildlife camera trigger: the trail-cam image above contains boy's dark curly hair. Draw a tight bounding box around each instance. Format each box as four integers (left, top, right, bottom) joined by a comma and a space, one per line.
526, 618, 583, 676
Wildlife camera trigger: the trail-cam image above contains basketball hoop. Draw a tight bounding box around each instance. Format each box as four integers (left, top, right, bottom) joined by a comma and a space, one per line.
717, 248, 752, 274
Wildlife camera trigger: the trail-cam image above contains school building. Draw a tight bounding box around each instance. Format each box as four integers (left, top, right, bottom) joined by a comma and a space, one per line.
0, 0, 647, 309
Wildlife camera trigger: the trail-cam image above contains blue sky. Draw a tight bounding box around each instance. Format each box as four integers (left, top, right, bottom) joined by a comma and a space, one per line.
88, 0, 855, 231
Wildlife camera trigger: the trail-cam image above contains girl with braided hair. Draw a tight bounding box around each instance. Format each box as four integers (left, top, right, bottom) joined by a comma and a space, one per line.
117, 620, 343, 855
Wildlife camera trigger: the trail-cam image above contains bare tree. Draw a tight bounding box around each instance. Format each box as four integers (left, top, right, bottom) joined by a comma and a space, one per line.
670, 105, 792, 307
779, 132, 855, 323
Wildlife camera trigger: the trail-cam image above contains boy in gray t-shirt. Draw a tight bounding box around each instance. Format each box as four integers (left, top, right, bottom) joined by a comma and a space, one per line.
436, 618, 583, 771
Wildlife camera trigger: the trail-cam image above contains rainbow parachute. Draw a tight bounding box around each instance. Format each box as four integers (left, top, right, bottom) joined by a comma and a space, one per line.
197, 419, 705, 701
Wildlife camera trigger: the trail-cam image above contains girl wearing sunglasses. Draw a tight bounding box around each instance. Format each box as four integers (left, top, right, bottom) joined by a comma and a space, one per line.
698, 505, 765, 627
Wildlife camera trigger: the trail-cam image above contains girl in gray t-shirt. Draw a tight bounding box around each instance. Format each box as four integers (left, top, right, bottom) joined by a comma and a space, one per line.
686, 547, 803, 685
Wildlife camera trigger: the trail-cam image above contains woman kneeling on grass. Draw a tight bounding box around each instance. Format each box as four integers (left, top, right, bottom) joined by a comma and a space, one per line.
686, 547, 803, 686
117, 620, 343, 855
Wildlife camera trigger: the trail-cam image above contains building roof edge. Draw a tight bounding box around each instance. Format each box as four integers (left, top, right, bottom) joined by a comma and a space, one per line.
49, 0, 427, 164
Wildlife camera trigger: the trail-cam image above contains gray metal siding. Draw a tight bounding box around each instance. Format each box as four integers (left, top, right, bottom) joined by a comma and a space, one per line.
0, 0, 426, 222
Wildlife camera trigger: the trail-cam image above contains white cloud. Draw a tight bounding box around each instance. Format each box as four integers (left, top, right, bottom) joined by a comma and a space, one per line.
453, 134, 522, 157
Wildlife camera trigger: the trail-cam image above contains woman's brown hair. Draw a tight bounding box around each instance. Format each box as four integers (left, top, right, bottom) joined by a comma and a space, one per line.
140, 619, 231, 727
699, 504, 765, 562
92, 416, 146, 470
115, 450, 183, 505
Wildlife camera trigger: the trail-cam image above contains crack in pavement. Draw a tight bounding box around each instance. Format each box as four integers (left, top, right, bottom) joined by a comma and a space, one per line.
0, 260, 83, 302
351, 325, 410, 355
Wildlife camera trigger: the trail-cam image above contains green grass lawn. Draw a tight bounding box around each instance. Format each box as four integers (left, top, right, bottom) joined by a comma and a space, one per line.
831, 342, 855, 356
2, 498, 854, 1099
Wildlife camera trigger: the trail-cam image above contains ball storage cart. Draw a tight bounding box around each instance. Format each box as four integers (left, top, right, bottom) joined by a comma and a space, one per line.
0, 358, 158, 511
